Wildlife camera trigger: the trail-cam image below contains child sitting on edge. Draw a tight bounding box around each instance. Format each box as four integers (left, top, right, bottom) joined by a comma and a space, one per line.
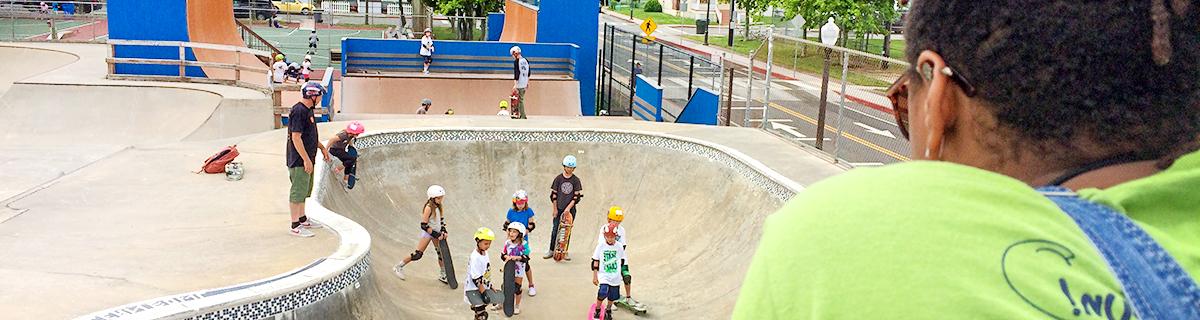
324, 121, 363, 188
592, 222, 627, 319
497, 100, 511, 117
466, 227, 504, 320
501, 222, 532, 315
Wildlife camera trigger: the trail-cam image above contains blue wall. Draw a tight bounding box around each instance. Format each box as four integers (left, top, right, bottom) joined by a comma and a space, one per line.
108, 0, 204, 77
677, 87, 719, 125
341, 38, 578, 76
535, 0, 600, 116
632, 75, 663, 121
486, 13, 505, 41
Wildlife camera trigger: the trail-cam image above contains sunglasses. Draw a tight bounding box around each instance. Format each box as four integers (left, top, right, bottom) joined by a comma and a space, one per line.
885, 62, 978, 139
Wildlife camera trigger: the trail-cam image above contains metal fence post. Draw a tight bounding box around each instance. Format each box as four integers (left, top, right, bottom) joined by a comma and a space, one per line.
606, 26, 615, 113
687, 56, 694, 96
744, 55, 754, 128
629, 34, 637, 114
657, 44, 663, 86
761, 27, 774, 129
832, 50, 851, 162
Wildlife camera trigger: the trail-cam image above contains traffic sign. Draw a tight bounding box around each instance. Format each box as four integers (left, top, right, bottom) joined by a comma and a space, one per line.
640, 18, 658, 36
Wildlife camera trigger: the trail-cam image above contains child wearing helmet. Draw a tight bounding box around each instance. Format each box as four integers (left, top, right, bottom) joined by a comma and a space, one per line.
497, 100, 511, 117
592, 222, 627, 320
598, 206, 640, 309
545, 155, 583, 260
501, 222, 532, 314
272, 54, 288, 84
465, 227, 503, 320
394, 185, 451, 283
324, 121, 364, 188
502, 190, 537, 295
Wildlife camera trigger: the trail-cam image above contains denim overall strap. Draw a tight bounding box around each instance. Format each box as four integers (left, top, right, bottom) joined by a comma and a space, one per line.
1038, 186, 1200, 320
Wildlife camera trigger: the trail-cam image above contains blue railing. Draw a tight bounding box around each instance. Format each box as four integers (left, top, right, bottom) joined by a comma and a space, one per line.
341, 38, 578, 78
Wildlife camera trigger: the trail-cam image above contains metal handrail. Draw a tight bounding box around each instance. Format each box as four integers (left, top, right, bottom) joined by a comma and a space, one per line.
105, 40, 272, 91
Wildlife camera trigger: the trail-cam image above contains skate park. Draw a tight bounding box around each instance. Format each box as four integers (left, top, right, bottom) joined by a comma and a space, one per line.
0, 1, 848, 319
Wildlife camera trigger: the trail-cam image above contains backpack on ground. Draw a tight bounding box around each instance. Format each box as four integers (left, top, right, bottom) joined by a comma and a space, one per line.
197, 145, 240, 174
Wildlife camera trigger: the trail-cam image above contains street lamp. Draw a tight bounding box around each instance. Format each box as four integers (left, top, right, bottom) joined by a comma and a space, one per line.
704, 0, 712, 45
727, 0, 735, 47
815, 17, 839, 150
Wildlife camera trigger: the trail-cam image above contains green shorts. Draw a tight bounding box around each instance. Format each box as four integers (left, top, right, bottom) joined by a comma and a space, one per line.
288, 167, 314, 203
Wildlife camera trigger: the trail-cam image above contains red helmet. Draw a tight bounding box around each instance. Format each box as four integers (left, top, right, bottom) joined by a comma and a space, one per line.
603, 221, 619, 237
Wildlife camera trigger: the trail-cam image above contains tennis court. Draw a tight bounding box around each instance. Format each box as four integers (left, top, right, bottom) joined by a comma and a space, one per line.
0, 18, 89, 41
250, 25, 381, 68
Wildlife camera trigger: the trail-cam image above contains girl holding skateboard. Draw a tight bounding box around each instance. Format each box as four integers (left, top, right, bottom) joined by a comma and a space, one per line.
501, 222, 532, 315
324, 121, 364, 189
465, 227, 502, 320
502, 190, 537, 296
394, 185, 449, 283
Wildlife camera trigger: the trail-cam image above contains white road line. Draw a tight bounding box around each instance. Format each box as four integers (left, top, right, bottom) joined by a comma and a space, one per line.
848, 162, 885, 167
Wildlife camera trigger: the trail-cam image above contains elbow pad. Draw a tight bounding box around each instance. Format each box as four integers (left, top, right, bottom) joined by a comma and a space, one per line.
573, 193, 583, 203
420, 222, 430, 232
550, 193, 557, 202
527, 222, 536, 232
591, 259, 600, 271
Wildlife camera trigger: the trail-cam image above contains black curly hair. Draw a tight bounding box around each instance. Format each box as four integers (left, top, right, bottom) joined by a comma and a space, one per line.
904, 0, 1199, 166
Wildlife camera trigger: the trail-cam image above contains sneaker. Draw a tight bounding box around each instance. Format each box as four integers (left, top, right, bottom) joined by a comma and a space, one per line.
528, 286, 537, 296
289, 227, 314, 237
423, 70, 430, 75
438, 270, 448, 284
605, 309, 613, 319
564, 254, 572, 261
393, 264, 406, 280
543, 252, 554, 259
490, 304, 502, 311
593, 307, 601, 319
301, 220, 323, 229
515, 307, 521, 315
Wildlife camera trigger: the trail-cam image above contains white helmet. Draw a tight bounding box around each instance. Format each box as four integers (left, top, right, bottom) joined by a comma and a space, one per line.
507, 222, 526, 235
426, 185, 445, 198
509, 46, 522, 55
513, 189, 528, 201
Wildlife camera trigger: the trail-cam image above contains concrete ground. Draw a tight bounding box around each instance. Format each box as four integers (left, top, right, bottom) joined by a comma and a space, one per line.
0, 41, 845, 319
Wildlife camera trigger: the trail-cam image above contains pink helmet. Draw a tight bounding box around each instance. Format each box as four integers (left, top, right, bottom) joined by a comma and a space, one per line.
345, 121, 365, 135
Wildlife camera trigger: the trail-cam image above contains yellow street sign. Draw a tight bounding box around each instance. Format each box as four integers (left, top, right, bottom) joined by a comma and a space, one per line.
641, 36, 656, 43
640, 18, 657, 36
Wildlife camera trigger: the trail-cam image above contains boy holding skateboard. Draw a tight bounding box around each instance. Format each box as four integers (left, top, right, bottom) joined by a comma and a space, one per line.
546, 155, 582, 260
394, 185, 452, 285
465, 227, 503, 320
592, 222, 627, 319
501, 222, 531, 315
502, 190, 537, 295
324, 121, 364, 189
598, 206, 647, 315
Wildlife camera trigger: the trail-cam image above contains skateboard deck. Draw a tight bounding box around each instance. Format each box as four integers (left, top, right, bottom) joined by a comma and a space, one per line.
587, 302, 607, 320
502, 260, 517, 317
616, 297, 648, 316
437, 238, 458, 289
553, 219, 573, 262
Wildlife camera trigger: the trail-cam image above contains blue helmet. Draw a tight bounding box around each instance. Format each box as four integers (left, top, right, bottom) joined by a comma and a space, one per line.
301, 82, 325, 99
562, 155, 577, 168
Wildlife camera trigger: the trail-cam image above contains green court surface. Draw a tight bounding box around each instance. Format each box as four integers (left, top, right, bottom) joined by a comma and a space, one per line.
0, 18, 89, 41
250, 26, 380, 68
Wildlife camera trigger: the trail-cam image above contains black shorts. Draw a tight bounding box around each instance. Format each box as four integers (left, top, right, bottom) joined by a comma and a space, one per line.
422, 55, 432, 64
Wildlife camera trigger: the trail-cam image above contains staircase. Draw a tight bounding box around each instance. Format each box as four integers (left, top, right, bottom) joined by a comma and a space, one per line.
235, 19, 283, 65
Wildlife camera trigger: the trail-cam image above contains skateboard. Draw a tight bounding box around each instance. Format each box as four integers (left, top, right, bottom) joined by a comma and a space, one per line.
553, 213, 573, 261
437, 237, 458, 289
509, 90, 521, 118
616, 297, 648, 316
587, 302, 608, 320
502, 260, 517, 317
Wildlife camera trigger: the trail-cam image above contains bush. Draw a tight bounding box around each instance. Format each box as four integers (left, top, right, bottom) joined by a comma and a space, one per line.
643, 0, 662, 12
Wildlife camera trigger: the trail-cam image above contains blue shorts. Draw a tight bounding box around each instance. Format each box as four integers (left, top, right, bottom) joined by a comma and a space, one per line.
597, 284, 621, 301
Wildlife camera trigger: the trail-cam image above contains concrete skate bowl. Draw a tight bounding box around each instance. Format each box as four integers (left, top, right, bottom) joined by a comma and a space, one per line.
0, 45, 77, 95
315, 128, 801, 319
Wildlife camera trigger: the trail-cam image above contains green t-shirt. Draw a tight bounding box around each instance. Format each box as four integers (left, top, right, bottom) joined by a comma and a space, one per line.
734, 151, 1200, 319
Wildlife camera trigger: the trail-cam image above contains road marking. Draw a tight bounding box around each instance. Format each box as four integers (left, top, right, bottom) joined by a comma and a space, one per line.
796, 138, 832, 142
848, 162, 885, 167
769, 120, 808, 139
854, 122, 896, 139
758, 99, 911, 161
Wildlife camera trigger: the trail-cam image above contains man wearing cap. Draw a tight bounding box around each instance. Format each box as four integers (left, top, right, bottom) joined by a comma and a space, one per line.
417, 98, 432, 114
420, 28, 434, 75
510, 46, 531, 119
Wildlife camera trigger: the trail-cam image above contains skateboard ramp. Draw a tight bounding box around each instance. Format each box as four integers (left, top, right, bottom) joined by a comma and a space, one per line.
341, 75, 581, 116
317, 130, 792, 318
0, 46, 76, 96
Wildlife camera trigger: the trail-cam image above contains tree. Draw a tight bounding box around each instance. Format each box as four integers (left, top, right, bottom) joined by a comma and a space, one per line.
784, 0, 898, 48
735, 0, 784, 38
421, 0, 503, 40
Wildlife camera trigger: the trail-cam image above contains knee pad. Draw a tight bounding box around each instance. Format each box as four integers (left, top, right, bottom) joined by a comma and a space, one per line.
623, 274, 632, 285
410, 250, 424, 261
515, 282, 523, 295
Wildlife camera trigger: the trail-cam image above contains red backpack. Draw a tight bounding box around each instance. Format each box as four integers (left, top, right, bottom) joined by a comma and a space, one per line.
197, 145, 240, 174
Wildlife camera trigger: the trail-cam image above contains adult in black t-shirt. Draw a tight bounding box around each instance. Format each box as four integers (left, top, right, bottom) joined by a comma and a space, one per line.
545, 155, 582, 259
286, 83, 331, 237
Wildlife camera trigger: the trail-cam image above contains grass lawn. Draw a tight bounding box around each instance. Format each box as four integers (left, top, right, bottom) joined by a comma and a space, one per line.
610, 5, 697, 25
686, 35, 898, 87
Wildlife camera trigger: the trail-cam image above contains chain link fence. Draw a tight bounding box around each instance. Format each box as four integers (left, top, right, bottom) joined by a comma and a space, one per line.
0, 0, 107, 42
599, 25, 722, 119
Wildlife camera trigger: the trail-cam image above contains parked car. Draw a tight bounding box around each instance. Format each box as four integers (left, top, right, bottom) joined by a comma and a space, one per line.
234, 0, 277, 20
272, 0, 315, 14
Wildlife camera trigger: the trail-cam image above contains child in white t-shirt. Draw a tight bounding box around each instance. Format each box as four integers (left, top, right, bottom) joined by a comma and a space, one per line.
497, 100, 511, 117
465, 227, 503, 319
271, 54, 287, 83
591, 222, 627, 319
501, 222, 531, 315
301, 55, 313, 81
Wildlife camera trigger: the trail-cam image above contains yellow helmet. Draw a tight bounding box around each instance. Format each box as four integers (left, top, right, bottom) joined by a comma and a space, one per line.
474, 227, 495, 241
608, 206, 625, 222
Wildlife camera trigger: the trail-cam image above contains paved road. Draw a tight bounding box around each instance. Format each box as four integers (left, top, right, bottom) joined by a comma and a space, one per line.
599, 13, 911, 165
